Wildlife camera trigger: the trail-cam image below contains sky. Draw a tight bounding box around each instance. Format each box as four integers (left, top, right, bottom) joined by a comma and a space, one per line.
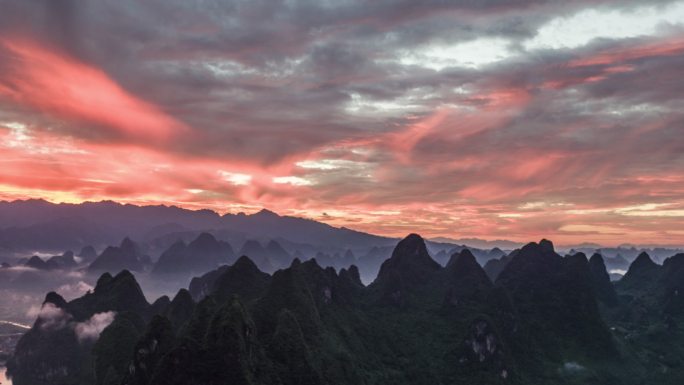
0, 0, 683, 246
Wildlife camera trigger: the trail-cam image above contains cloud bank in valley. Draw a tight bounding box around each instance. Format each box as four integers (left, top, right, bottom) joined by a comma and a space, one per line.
0, 0, 683, 244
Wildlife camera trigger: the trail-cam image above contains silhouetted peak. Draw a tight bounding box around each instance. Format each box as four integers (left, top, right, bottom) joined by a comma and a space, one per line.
629, 252, 657, 271
447, 249, 478, 270
374, 233, 440, 288
620, 252, 662, 290
241, 239, 264, 250
496, 241, 562, 285
114, 269, 136, 281
517, 240, 560, 261
234, 254, 255, 265
266, 239, 279, 247
589, 253, 607, 269
661, 254, 684, 293
445, 249, 491, 287
483, 254, 511, 282
345, 265, 363, 285
566, 252, 589, 265
230, 255, 262, 275
254, 208, 279, 218
290, 257, 302, 268
152, 295, 171, 309
390, 233, 433, 262
563, 253, 591, 277
663, 253, 684, 269
210, 255, 270, 301
587, 253, 618, 306
120, 237, 136, 251
78, 245, 97, 259
302, 258, 322, 270
95, 272, 113, 291
43, 292, 67, 308
539, 239, 554, 253
508, 242, 547, 266
25, 255, 46, 269
519, 241, 541, 255
266, 240, 287, 252
62, 250, 74, 258
190, 232, 218, 247
170, 288, 194, 307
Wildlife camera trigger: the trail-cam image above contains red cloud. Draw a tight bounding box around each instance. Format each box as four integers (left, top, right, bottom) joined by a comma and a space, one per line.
0, 38, 188, 142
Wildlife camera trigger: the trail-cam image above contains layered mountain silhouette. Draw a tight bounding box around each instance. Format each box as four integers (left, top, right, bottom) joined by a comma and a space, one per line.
11, 233, 683, 385
0, 200, 396, 253
88, 237, 149, 273
238, 240, 276, 272
151, 232, 235, 277
483, 251, 515, 281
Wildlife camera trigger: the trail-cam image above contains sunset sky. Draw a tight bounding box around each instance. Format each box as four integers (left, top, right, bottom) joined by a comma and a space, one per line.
1, 0, 683, 246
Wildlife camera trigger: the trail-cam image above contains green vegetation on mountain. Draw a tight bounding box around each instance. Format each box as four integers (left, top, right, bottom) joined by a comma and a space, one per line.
8, 235, 684, 385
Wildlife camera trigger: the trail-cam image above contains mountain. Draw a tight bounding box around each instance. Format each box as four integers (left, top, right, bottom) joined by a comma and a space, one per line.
6, 270, 153, 385
588, 253, 619, 306
189, 255, 271, 302
22, 251, 78, 271
342, 249, 356, 266
604, 253, 630, 271
371, 233, 441, 305
617, 251, 662, 293
88, 237, 148, 273
265, 240, 293, 270
238, 240, 276, 272
483, 251, 515, 281
24, 255, 48, 270
0, 200, 396, 255
152, 232, 235, 277
443, 249, 493, 307
495, 240, 616, 372
12, 234, 684, 385
78, 245, 98, 263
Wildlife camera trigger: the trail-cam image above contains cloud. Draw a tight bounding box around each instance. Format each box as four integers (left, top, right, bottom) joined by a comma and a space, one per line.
524, 2, 684, 51
35, 303, 72, 331
30, 302, 116, 343
56, 281, 94, 301
0, 39, 188, 143
560, 361, 586, 373
0, 0, 683, 245
74, 312, 116, 343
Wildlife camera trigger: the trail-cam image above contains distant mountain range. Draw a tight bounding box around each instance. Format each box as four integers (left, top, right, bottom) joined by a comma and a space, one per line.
0, 199, 396, 255
2, 199, 682, 287
2, 199, 681, 258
